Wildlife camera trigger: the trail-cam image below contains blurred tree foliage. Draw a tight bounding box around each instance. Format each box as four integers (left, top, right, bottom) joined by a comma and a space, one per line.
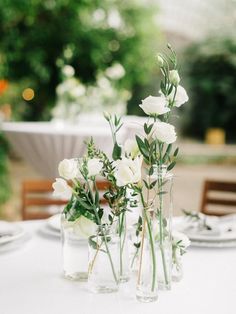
0, 0, 159, 120
184, 38, 236, 142
0, 133, 10, 209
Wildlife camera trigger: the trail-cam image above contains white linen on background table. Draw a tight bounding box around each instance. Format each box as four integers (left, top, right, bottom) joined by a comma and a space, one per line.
0, 220, 235, 314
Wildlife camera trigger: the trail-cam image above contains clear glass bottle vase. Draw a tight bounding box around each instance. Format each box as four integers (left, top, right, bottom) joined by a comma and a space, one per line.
117, 213, 130, 283
136, 220, 158, 303
61, 213, 88, 281
154, 166, 173, 290
88, 227, 119, 293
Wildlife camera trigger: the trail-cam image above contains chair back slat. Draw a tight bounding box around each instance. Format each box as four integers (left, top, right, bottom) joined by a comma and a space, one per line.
200, 180, 236, 216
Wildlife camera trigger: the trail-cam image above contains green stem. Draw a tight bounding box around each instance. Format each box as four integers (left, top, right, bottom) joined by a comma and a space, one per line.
118, 212, 126, 277
140, 192, 156, 292
157, 158, 169, 286
103, 232, 118, 284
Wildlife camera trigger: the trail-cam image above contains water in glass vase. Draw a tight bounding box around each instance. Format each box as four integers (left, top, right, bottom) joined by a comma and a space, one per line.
88, 232, 119, 293
61, 216, 88, 281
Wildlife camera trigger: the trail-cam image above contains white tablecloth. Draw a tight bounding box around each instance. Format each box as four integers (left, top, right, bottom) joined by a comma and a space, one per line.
2, 117, 146, 178
0, 220, 235, 314
2, 122, 115, 178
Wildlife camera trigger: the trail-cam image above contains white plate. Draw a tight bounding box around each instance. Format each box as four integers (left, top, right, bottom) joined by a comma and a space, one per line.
190, 239, 236, 248
0, 221, 25, 245
173, 216, 236, 243
47, 214, 61, 232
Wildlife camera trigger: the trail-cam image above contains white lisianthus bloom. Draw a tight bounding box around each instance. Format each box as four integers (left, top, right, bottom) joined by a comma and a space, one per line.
58, 158, 78, 180
139, 96, 170, 116
170, 85, 189, 107
124, 139, 139, 158
52, 178, 72, 199
114, 156, 143, 187
73, 216, 97, 239
169, 70, 180, 86
159, 85, 188, 108
152, 121, 177, 144
87, 158, 103, 177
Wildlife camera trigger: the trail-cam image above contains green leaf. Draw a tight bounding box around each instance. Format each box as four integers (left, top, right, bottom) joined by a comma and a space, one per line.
167, 161, 176, 171
163, 144, 172, 163
173, 147, 179, 157
149, 179, 157, 189
112, 142, 122, 161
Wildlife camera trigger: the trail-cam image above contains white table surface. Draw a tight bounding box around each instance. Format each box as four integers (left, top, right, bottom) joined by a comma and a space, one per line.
0, 220, 236, 314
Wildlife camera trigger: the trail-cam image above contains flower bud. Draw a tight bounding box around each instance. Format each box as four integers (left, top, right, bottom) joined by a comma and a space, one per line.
156, 54, 164, 67
169, 70, 180, 86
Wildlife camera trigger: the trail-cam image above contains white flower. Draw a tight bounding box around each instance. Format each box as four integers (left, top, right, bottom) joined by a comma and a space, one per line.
169, 70, 180, 86
152, 121, 177, 144
139, 96, 170, 116
105, 63, 125, 80
172, 231, 191, 248
52, 178, 72, 199
62, 65, 75, 78
156, 54, 164, 67
114, 156, 143, 187
170, 85, 189, 107
87, 158, 103, 177
124, 139, 139, 158
73, 216, 97, 239
58, 158, 78, 180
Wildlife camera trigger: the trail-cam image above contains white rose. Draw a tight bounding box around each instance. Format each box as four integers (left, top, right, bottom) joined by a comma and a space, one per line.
114, 156, 143, 187
172, 231, 191, 248
87, 158, 103, 177
139, 96, 170, 116
170, 85, 189, 107
58, 158, 78, 180
152, 121, 177, 144
169, 70, 180, 86
124, 139, 139, 158
52, 178, 72, 199
73, 216, 97, 239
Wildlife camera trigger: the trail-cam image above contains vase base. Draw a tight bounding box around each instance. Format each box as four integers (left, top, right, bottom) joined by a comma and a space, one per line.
158, 282, 171, 291
119, 275, 130, 283
89, 284, 119, 294
136, 294, 158, 303
63, 271, 88, 282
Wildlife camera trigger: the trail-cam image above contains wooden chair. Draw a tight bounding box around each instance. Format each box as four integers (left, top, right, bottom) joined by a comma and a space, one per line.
200, 180, 236, 216
22, 180, 68, 220
21, 179, 111, 220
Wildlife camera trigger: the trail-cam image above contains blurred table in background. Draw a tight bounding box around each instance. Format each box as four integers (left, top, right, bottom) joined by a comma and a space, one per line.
2, 116, 146, 178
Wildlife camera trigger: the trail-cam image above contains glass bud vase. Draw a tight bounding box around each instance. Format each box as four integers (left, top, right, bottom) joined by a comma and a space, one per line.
153, 165, 173, 290
172, 260, 183, 282
88, 228, 119, 293
136, 214, 158, 303
117, 214, 130, 283
61, 213, 88, 281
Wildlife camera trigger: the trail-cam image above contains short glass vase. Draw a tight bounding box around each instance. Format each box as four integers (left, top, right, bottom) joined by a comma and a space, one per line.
61, 214, 88, 281
88, 230, 119, 293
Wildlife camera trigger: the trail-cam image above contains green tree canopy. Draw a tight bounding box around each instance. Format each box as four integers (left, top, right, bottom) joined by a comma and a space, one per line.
0, 0, 159, 120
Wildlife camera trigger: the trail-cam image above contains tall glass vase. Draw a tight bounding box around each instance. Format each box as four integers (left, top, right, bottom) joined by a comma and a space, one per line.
88, 227, 119, 293
117, 213, 130, 283
61, 213, 88, 281
154, 166, 173, 290
136, 213, 158, 303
